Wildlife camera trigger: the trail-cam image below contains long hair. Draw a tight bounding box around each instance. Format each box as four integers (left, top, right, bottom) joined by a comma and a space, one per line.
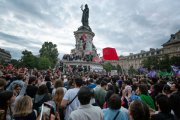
129, 100, 150, 120
0, 91, 13, 120
53, 88, 64, 107
14, 95, 32, 117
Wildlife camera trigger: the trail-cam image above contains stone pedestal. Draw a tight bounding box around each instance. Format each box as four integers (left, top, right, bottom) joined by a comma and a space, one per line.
73, 26, 97, 58
61, 26, 103, 74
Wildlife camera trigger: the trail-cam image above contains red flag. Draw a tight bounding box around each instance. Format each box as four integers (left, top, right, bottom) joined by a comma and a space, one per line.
103, 47, 119, 60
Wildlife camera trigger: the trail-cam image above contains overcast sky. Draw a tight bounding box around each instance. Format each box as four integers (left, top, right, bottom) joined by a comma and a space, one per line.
0, 0, 180, 59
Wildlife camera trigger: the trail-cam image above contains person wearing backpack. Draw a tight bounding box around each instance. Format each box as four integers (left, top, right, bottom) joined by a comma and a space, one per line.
61, 77, 83, 120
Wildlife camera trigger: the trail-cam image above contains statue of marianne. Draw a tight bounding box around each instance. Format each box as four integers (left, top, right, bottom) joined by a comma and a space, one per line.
81, 4, 89, 27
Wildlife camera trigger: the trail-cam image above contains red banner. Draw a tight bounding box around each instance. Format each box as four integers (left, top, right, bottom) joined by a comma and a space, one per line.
103, 47, 119, 60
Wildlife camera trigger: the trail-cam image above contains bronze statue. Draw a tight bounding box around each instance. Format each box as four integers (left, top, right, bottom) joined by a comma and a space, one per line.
81, 4, 89, 26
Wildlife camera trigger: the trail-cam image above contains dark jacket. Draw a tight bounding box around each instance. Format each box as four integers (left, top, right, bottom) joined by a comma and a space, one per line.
14, 111, 36, 120
33, 94, 51, 112
151, 112, 175, 120
26, 84, 38, 98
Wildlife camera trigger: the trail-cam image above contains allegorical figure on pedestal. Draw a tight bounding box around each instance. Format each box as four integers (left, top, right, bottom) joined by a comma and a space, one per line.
81, 4, 89, 27
80, 33, 87, 50
85, 40, 92, 52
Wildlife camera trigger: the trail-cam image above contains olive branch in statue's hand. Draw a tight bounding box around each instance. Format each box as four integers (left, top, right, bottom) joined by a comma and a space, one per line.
80, 4, 83, 11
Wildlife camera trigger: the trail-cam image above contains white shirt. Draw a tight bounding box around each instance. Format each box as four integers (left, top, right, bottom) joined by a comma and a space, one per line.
63, 88, 80, 120
69, 104, 103, 120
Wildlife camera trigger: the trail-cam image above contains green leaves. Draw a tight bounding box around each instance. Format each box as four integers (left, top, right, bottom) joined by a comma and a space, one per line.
141, 55, 180, 71
142, 56, 159, 69
21, 50, 37, 68
39, 42, 59, 67
103, 63, 114, 72
38, 56, 51, 70
17, 42, 59, 70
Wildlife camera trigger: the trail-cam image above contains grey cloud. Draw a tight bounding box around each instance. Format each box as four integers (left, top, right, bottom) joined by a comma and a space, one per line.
2, 0, 67, 28
0, 32, 42, 45
0, 32, 43, 56
91, 0, 180, 55
14, 14, 29, 23
0, 0, 180, 59
61, 43, 74, 47
131, 14, 153, 28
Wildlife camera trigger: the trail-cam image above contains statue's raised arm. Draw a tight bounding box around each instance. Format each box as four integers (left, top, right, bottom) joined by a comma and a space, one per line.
81, 4, 89, 27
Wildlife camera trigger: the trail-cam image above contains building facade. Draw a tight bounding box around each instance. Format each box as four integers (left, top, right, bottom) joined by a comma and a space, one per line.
109, 30, 180, 72
0, 48, 11, 62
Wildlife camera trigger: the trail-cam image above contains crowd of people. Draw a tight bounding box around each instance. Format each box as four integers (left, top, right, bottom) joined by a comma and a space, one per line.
0, 66, 180, 120
62, 54, 94, 62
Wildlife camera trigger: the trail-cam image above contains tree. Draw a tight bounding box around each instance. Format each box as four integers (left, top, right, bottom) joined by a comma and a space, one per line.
116, 64, 122, 74
141, 56, 159, 69
11, 59, 21, 68
159, 54, 170, 71
38, 56, 51, 70
21, 50, 37, 68
0, 58, 5, 66
103, 63, 114, 72
128, 66, 138, 76
39, 42, 59, 67
170, 56, 180, 66
141, 55, 180, 72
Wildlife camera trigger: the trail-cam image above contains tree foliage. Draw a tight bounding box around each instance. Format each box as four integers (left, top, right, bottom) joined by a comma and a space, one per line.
142, 55, 180, 71
18, 42, 59, 70
116, 64, 122, 74
0, 58, 5, 66
103, 63, 114, 72
170, 56, 180, 66
158, 55, 170, 70
11, 59, 21, 68
128, 66, 138, 76
39, 42, 59, 67
38, 56, 51, 70
142, 56, 159, 69
21, 50, 38, 68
